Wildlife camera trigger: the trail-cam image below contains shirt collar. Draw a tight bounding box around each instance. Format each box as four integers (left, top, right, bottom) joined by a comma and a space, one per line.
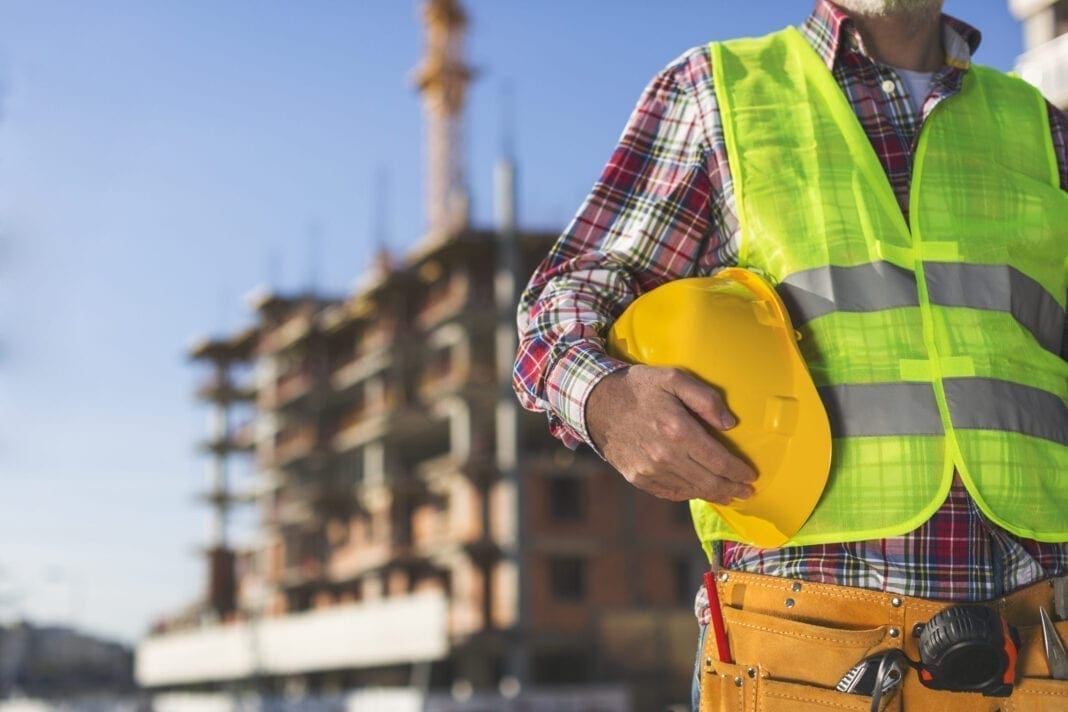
800, 0, 981, 72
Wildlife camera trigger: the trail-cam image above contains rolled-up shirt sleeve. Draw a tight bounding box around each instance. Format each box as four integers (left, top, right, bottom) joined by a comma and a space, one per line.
513, 48, 718, 450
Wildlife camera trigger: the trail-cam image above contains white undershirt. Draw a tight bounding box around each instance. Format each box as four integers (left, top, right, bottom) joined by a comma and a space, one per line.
893, 67, 935, 113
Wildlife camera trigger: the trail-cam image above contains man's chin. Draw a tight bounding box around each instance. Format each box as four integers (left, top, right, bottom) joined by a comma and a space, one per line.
832, 0, 942, 16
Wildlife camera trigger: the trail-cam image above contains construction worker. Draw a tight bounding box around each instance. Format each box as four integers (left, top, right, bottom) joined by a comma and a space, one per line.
513, 0, 1067, 709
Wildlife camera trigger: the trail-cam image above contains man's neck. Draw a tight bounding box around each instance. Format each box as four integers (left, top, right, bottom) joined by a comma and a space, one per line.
848, 8, 944, 71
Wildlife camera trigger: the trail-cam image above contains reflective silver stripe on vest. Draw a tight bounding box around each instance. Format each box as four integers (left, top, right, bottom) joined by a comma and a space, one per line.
819, 380, 1068, 443
924, 263, 1065, 356
944, 378, 1068, 446
777, 262, 918, 327
777, 262, 1065, 355
818, 383, 944, 437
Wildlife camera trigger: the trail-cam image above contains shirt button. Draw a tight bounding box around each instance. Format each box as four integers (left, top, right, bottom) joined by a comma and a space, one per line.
881, 79, 896, 94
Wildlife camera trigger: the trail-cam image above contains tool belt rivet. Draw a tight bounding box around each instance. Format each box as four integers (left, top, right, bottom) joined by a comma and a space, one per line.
734, 676, 744, 687
719, 572, 730, 583
791, 581, 802, 592
784, 598, 796, 608
747, 667, 756, 678
705, 657, 713, 667
891, 597, 902, 607
912, 623, 926, 638
889, 627, 901, 638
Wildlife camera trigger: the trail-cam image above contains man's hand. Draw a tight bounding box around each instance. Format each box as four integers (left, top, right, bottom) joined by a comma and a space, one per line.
587, 365, 757, 504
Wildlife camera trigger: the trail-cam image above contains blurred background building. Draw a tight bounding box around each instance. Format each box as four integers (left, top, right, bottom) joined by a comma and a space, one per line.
0, 622, 134, 702
134, 2, 702, 710
1012, 0, 1068, 108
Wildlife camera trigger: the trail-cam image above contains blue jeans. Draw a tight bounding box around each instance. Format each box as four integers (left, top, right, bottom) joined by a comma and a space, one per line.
692, 623, 708, 711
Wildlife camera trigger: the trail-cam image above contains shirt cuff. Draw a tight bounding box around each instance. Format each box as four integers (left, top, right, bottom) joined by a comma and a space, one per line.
544, 341, 630, 453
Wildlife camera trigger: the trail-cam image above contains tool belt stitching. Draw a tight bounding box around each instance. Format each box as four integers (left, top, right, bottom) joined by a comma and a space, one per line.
1014, 687, 1068, 697
762, 690, 877, 710
728, 577, 896, 603
727, 618, 889, 645
723, 575, 1018, 613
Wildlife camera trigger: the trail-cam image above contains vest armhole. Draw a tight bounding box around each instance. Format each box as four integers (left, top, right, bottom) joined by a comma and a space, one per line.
1038, 91, 1060, 190
709, 39, 750, 268
977, 65, 1060, 189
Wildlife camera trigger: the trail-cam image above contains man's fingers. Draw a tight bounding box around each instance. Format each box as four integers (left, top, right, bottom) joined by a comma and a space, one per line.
678, 452, 755, 503
635, 448, 752, 504
655, 395, 758, 488
685, 430, 758, 486
627, 467, 697, 502
686, 454, 754, 503
645, 420, 756, 503
590, 364, 759, 504
661, 369, 738, 431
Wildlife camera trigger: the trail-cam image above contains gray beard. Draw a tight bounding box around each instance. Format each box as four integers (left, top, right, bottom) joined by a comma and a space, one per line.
833, 0, 941, 16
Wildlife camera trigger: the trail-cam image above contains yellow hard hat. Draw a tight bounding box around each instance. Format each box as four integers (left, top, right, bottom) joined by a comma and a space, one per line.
607, 268, 831, 548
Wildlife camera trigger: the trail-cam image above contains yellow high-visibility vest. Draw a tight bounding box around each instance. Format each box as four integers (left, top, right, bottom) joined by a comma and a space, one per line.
691, 27, 1068, 549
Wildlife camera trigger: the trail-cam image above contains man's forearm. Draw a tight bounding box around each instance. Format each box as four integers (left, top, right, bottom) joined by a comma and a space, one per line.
513, 267, 633, 448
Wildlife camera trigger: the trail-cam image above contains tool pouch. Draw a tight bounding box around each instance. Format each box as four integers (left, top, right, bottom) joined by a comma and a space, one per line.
1000, 618, 1068, 711
698, 606, 902, 711
697, 573, 1068, 711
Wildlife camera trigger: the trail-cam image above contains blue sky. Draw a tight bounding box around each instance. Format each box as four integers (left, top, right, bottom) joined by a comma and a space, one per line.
0, 1, 1026, 643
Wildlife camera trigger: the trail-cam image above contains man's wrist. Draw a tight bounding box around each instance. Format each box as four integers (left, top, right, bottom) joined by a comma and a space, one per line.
544, 342, 629, 454
584, 366, 631, 457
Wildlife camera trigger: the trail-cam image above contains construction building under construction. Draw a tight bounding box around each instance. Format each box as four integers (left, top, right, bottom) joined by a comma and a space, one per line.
135, 2, 703, 710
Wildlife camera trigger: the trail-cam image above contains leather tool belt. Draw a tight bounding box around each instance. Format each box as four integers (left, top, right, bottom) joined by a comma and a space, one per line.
699, 570, 1068, 711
